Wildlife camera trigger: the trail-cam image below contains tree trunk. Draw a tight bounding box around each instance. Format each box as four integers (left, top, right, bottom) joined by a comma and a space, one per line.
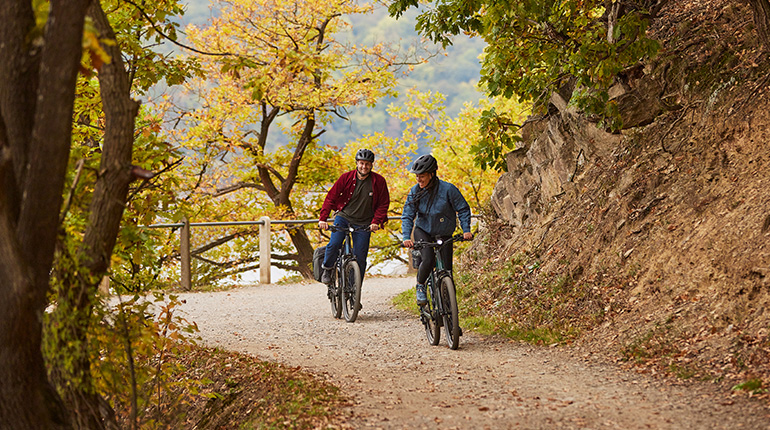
256, 110, 317, 279
48, 271, 117, 430
0, 219, 70, 429
283, 112, 317, 279
0, 0, 92, 428
48, 2, 139, 429
289, 227, 316, 278
748, 0, 770, 50
82, 2, 140, 276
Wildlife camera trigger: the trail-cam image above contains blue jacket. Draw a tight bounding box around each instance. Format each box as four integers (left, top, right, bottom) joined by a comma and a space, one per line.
401, 179, 471, 240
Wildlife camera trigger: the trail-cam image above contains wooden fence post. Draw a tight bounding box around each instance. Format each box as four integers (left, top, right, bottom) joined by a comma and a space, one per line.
181, 217, 192, 290
259, 216, 271, 284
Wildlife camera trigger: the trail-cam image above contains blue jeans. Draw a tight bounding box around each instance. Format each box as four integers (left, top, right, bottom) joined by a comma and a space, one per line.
322, 216, 371, 276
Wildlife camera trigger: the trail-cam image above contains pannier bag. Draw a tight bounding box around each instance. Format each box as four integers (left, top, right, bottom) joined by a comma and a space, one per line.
411, 249, 422, 269
312, 246, 327, 282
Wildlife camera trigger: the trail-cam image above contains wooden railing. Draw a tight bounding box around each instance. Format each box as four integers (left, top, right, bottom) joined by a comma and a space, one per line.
145, 216, 399, 288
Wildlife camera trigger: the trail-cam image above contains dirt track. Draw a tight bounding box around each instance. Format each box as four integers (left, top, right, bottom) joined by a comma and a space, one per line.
175, 277, 770, 429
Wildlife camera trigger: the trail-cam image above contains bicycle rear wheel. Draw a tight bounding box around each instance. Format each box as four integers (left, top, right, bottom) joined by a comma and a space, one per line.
342, 260, 362, 322
424, 282, 440, 345
439, 276, 460, 350
329, 271, 342, 319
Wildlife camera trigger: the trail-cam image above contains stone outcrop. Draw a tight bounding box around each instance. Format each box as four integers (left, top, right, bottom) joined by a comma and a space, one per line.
490, 65, 668, 232
490, 92, 622, 231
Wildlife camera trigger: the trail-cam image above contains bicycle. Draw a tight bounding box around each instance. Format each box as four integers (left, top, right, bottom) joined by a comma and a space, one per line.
324, 224, 368, 322
411, 234, 466, 350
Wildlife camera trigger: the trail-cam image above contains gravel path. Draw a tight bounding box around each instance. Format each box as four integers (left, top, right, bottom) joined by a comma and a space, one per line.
175, 276, 769, 429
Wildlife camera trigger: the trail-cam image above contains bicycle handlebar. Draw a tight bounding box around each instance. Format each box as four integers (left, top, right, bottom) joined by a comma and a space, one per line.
326, 224, 371, 233
411, 234, 467, 250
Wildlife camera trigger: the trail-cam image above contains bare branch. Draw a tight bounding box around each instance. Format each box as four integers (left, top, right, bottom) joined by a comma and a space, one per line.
191, 230, 258, 255
212, 182, 267, 197
121, 0, 234, 57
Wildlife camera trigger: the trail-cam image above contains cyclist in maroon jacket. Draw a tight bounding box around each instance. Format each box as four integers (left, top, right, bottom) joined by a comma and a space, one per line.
318, 149, 390, 284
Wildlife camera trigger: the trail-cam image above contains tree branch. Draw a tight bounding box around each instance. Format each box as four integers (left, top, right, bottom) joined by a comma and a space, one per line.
212, 181, 267, 197
121, 0, 234, 57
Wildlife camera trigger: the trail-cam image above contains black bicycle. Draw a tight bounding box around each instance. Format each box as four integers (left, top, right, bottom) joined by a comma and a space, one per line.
412, 234, 466, 350
324, 225, 367, 322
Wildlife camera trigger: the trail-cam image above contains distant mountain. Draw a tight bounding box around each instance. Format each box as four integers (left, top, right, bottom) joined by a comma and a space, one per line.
324, 7, 487, 146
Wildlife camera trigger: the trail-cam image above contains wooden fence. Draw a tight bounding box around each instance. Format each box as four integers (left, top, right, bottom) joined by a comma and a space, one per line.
147, 216, 402, 288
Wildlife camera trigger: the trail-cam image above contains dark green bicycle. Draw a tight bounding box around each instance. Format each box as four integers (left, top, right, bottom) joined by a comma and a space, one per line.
412, 234, 466, 350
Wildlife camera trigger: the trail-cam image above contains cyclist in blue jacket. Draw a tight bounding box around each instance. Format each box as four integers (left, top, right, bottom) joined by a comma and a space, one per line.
401, 154, 472, 305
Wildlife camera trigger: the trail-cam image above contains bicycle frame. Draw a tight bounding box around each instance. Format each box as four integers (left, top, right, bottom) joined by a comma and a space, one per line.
424, 242, 453, 321
327, 225, 365, 280
333, 231, 358, 288
338, 232, 355, 272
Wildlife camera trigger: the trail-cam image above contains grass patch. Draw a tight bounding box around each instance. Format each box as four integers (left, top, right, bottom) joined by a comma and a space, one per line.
732, 378, 766, 395
451, 251, 601, 346
392, 287, 420, 316
277, 274, 304, 285
392, 267, 581, 346
669, 363, 697, 380
621, 329, 660, 363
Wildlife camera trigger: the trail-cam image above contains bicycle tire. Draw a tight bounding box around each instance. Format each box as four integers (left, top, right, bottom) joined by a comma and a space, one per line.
329, 271, 342, 319
342, 260, 362, 322
439, 276, 460, 350
424, 282, 441, 345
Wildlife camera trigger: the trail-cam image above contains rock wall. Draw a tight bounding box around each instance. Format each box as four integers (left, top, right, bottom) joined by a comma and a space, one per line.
490, 91, 622, 231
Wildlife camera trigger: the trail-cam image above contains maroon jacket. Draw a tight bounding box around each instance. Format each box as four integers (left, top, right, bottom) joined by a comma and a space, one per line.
319, 170, 390, 226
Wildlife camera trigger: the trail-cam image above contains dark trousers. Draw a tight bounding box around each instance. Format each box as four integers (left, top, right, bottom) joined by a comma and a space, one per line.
322, 215, 371, 275
413, 227, 452, 285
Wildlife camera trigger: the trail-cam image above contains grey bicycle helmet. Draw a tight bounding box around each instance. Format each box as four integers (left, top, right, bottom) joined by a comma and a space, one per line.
409, 154, 438, 174
355, 148, 375, 162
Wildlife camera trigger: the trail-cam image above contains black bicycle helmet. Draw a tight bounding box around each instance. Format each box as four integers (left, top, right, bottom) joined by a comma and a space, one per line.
355, 148, 375, 162
409, 154, 438, 174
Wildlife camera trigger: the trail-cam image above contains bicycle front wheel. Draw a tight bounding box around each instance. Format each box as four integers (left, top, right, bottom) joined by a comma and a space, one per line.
342, 260, 362, 322
329, 272, 342, 319
439, 276, 460, 350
